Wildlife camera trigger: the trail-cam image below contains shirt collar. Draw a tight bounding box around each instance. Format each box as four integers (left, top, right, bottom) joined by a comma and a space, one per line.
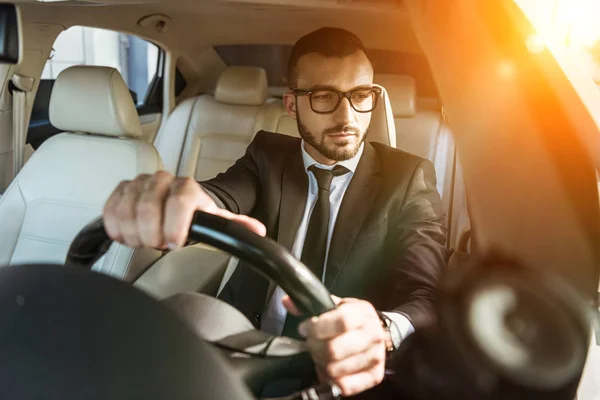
300, 141, 364, 174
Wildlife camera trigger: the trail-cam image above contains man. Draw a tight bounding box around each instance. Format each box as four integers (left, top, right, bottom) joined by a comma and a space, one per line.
103, 27, 447, 397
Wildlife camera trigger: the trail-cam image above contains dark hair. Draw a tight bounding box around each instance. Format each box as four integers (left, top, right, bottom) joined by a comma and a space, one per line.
287, 27, 369, 88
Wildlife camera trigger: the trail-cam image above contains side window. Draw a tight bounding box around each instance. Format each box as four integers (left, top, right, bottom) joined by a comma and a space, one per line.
29, 26, 162, 149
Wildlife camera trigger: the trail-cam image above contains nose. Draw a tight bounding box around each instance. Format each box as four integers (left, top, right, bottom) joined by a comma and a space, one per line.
333, 96, 354, 125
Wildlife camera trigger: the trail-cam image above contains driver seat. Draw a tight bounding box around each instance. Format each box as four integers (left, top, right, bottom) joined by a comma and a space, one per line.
0, 66, 162, 280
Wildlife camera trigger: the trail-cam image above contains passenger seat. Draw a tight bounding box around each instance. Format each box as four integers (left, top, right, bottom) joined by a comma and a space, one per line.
0, 66, 162, 281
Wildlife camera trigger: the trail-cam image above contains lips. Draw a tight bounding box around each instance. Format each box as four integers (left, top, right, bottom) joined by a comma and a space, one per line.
327, 132, 357, 138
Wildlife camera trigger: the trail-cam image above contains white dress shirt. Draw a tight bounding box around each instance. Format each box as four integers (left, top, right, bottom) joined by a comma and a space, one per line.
261, 141, 415, 343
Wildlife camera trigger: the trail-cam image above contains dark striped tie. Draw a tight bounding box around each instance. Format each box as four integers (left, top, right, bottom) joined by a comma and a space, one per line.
282, 165, 350, 338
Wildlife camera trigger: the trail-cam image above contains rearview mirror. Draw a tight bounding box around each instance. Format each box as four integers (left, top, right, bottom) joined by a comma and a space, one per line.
0, 4, 20, 64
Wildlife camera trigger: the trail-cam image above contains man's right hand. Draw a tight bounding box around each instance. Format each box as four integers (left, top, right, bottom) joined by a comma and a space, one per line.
103, 171, 266, 250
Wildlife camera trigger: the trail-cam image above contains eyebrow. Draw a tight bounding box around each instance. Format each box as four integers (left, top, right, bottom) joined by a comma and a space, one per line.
305, 84, 376, 92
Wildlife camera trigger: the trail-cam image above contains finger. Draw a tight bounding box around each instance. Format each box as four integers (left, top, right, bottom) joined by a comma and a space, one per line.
163, 177, 206, 249
136, 171, 174, 248
316, 366, 329, 384
115, 175, 151, 247
300, 301, 376, 340
323, 342, 385, 380
103, 181, 129, 243
307, 327, 382, 365
335, 363, 386, 397
282, 295, 301, 316
212, 208, 267, 236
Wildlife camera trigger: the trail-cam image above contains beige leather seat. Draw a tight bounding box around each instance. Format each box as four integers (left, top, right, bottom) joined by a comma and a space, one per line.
375, 74, 470, 252
376, 76, 457, 211
374, 74, 443, 159
138, 66, 270, 298
154, 66, 269, 179
0, 66, 162, 281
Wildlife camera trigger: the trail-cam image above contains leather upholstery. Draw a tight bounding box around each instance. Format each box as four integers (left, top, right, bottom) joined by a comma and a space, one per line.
367, 85, 397, 147
135, 244, 231, 299
49, 66, 142, 138
0, 67, 162, 282
163, 292, 307, 357
177, 96, 264, 180
153, 97, 200, 174
259, 102, 301, 137
374, 74, 455, 218
214, 66, 268, 106
374, 74, 442, 160
154, 67, 268, 180
375, 74, 417, 117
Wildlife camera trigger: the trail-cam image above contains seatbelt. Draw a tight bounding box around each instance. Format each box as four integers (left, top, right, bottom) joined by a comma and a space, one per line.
11, 74, 34, 179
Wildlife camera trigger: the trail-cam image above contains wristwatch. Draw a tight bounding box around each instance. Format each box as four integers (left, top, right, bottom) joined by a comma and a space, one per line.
377, 311, 403, 356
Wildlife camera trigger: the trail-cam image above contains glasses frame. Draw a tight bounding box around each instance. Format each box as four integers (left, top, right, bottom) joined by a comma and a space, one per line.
291, 85, 383, 114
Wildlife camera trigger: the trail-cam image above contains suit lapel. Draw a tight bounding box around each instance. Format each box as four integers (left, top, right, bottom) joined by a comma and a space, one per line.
266, 146, 308, 306
325, 142, 381, 288
277, 146, 308, 251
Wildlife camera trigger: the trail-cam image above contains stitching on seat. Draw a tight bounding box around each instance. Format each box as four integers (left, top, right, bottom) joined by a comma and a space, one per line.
26, 198, 100, 210
120, 246, 135, 281
7, 180, 28, 264
108, 69, 132, 137
16, 235, 71, 246
174, 97, 202, 175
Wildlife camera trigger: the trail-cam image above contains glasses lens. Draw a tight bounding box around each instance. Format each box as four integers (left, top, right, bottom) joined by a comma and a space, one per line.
350, 89, 377, 112
310, 90, 340, 113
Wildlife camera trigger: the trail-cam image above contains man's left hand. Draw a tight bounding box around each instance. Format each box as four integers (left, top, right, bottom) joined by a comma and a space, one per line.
282, 295, 387, 397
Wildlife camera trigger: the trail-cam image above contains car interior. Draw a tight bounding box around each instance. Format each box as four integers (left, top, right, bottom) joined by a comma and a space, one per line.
0, 0, 598, 399
0, 1, 470, 299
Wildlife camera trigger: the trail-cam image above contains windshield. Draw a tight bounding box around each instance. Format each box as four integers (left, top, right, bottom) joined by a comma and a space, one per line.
517, 0, 600, 191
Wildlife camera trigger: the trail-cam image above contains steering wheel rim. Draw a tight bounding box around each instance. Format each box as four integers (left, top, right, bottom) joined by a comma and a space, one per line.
66, 211, 336, 317
65, 211, 343, 396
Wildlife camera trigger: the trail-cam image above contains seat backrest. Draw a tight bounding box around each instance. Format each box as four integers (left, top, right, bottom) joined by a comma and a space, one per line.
0, 66, 162, 281
154, 67, 269, 180
375, 74, 466, 246
375, 74, 444, 160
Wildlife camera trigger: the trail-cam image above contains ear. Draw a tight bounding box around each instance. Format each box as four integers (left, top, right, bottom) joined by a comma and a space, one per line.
283, 92, 298, 121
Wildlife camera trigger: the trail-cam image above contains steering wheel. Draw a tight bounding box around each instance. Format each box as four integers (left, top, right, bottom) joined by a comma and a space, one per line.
6, 211, 338, 399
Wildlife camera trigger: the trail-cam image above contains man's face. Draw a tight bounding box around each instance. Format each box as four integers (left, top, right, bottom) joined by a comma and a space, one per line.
284, 51, 374, 163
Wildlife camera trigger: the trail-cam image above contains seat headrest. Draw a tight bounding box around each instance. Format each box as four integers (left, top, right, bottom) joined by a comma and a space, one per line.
49, 66, 142, 138
374, 74, 417, 118
367, 85, 397, 148
214, 67, 268, 106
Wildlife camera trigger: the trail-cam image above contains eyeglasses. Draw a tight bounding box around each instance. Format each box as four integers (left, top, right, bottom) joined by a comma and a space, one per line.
291, 85, 382, 114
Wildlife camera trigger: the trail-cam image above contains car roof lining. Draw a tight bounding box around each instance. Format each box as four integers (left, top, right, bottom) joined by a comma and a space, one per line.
16, 0, 422, 55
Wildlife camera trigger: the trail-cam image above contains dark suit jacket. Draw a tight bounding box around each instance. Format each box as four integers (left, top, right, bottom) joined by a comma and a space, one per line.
201, 131, 448, 329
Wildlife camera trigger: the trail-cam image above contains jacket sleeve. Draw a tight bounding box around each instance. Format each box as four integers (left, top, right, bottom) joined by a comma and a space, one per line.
198, 133, 263, 215
388, 158, 448, 328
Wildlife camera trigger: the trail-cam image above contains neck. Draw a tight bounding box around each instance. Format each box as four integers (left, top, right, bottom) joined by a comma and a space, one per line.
304, 142, 336, 166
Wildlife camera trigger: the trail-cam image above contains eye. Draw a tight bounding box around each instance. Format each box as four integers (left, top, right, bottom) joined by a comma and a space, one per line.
352, 91, 372, 101
312, 91, 335, 101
